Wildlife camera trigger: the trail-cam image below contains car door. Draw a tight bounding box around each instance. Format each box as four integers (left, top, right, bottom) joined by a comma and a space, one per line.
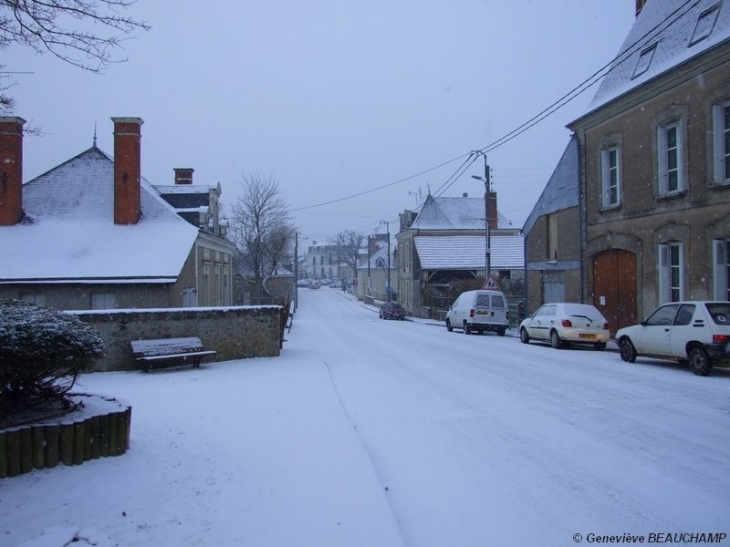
668, 304, 697, 358
637, 304, 678, 355
528, 305, 550, 340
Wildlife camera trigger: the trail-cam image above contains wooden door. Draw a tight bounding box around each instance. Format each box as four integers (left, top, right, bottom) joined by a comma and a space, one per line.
592, 250, 637, 334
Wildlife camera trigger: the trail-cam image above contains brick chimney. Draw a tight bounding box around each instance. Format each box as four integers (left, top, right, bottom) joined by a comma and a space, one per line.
488, 191, 498, 229
112, 117, 143, 225
174, 168, 194, 185
636, 0, 648, 16
0, 116, 25, 226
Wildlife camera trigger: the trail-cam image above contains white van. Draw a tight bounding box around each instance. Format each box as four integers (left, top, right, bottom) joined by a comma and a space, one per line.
445, 289, 510, 336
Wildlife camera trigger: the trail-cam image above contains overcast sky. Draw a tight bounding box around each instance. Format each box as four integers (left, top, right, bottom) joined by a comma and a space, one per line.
7, 1, 635, 242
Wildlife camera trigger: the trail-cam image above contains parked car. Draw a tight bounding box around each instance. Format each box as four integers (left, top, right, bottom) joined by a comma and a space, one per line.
445, 289, 509, 336
379, 301, 406, 320
615, 301, 730, 376
310, 281, 321, 289
519, 302, 610, 350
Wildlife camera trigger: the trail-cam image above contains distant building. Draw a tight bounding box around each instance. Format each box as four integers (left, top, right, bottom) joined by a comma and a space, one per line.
396, 193, 524, 318
0, 117, 236, 310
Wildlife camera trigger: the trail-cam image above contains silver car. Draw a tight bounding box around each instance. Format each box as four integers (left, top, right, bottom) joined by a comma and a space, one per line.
519, 303, 610, 350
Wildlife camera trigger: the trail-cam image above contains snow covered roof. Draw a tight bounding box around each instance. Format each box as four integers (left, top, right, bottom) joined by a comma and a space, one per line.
0, 147, 200, 284
583, 0, 730, 115
154, 184, 213, 195
410, 195, 511, 231
414, 235, 524, 270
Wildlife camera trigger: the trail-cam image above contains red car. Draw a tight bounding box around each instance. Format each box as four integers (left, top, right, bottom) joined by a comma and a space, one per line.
379, 302, 406, 320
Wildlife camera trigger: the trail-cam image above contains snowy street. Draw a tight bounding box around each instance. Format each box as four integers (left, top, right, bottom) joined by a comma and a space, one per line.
2, 288, 730, 546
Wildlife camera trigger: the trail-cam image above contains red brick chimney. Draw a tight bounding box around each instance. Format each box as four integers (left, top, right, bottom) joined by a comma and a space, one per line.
174, 168, 194, 185
488, 191, 498, 229
636, 0, 648, 16
112, 117, 143, 225
0, 116, 25, 226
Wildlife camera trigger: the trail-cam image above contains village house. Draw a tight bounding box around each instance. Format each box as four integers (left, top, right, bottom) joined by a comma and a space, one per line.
524, 0, 730, 333
0, 116, 236, 310
396, 193, 524, 318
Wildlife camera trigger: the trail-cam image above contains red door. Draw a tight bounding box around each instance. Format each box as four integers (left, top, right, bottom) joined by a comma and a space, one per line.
592, 250, 637, 335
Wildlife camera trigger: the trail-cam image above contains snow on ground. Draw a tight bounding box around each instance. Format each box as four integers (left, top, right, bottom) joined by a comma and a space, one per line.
2, 289, 729, 547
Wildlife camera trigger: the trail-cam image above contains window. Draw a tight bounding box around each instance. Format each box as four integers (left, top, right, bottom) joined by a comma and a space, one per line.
658, 243, 683, 303
646, 304, 678, 326
690, 4, 720, 46
601, 146, 621, 207
713, 239, 729, 300
633, 43, 657, 79
673, 304, 695, 326
376, 257, 385, 268
91, 292, 117, 310
19, 293, 45, 307
712, 101, 730, 184
658, 122, 683, 194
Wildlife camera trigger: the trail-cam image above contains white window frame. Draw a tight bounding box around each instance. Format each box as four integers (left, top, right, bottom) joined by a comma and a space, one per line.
658, 122, 683, 195
712, 101, 730, 184
601, 146, 621, 208
713, 239, 729, 300
658, 243, 683, 303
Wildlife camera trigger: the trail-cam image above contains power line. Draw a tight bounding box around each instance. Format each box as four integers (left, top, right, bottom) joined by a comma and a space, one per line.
292, 1, 700, 216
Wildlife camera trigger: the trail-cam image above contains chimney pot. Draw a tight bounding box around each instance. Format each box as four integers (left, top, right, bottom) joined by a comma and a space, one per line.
112, 117, 144, 225
0, 116, 26, 226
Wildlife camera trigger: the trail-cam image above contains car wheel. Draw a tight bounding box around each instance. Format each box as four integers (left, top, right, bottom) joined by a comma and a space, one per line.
446, 319, 453, 332
688, 347, 713, 376
619, 337, 637, 363
550, 330, 562, 349
594, 342, 606, 351
463, 321, 471, 335
497, 328, 506, 337
520, 328, 530, 344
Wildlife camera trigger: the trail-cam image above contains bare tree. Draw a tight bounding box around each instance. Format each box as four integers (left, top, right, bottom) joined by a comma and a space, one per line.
330, 230, 365, 278
229, 174, 295, 298
1, 0, 149, 112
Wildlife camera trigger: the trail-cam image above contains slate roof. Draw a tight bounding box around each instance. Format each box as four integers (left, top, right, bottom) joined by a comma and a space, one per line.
0, 147, 199, 283
410, 195, 512, 231
414, 235, 524, 270
522, 136, 579, 236
584, 0, 730, 115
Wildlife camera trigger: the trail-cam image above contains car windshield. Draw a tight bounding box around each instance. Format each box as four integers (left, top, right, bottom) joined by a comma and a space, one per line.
705, 303, 730, 325
562, 304, 604, 321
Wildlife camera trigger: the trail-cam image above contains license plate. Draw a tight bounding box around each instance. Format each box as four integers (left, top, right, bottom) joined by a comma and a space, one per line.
579, 333, 597, 339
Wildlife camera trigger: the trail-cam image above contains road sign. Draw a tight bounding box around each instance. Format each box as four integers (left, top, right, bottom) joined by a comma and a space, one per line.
482, 273, 501, 291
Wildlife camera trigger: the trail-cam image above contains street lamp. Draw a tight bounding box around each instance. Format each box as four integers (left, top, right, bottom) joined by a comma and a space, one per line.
471, 151, 491, 280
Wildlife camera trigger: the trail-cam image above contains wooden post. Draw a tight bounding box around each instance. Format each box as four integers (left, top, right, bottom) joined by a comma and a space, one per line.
31, 425, 45, 469
44, 424, 60, 468
108, 412, 118, 456
72, 421, 85, 465
89, 416, 100, 459
6, 429, 21, 477
19, 427, 33, 474
0, 431, 7, 478
115, 411, 127, 455
59, 422, 74, 466
99, 414, 109, 457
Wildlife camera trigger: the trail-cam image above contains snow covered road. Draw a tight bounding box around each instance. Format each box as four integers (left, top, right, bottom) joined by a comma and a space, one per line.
2, 288, 729, 546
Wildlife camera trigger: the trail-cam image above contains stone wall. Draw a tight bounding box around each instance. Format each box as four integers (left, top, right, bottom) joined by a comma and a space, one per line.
71, 306, 282, 372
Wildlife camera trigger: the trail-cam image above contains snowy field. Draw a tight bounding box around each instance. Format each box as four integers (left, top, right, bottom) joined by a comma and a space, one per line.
2, 289, 729, 547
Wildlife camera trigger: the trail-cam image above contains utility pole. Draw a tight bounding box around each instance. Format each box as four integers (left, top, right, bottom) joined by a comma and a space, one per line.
294, 232, 299, 310
382, 220, 391, 302
471, 152, 491, 281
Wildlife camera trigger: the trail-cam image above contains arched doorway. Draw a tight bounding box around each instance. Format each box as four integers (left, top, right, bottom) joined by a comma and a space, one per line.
592, 249, 638, 334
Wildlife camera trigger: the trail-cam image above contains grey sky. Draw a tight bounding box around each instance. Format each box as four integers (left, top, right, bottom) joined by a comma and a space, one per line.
8, 1, 634, 241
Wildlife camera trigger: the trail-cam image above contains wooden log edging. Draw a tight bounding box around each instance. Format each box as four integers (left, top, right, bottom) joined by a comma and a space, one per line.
0, 394, 132, 479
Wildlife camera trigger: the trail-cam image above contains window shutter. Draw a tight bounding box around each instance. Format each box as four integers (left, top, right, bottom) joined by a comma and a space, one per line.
713, 105, 725, 183
658, 127, 667, 194
658, 244, 669, 304
713, 240, 728, 300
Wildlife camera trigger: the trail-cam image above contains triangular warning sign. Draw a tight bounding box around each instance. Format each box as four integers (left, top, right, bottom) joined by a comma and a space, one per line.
482, 273, 501, 291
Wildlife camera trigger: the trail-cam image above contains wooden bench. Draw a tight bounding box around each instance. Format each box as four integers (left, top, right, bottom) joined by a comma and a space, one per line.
130, 337, 216, 372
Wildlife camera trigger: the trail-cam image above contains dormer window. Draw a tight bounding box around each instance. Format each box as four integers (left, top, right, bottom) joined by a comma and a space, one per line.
633, 42, 657, 79
689, 3, 721, 46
